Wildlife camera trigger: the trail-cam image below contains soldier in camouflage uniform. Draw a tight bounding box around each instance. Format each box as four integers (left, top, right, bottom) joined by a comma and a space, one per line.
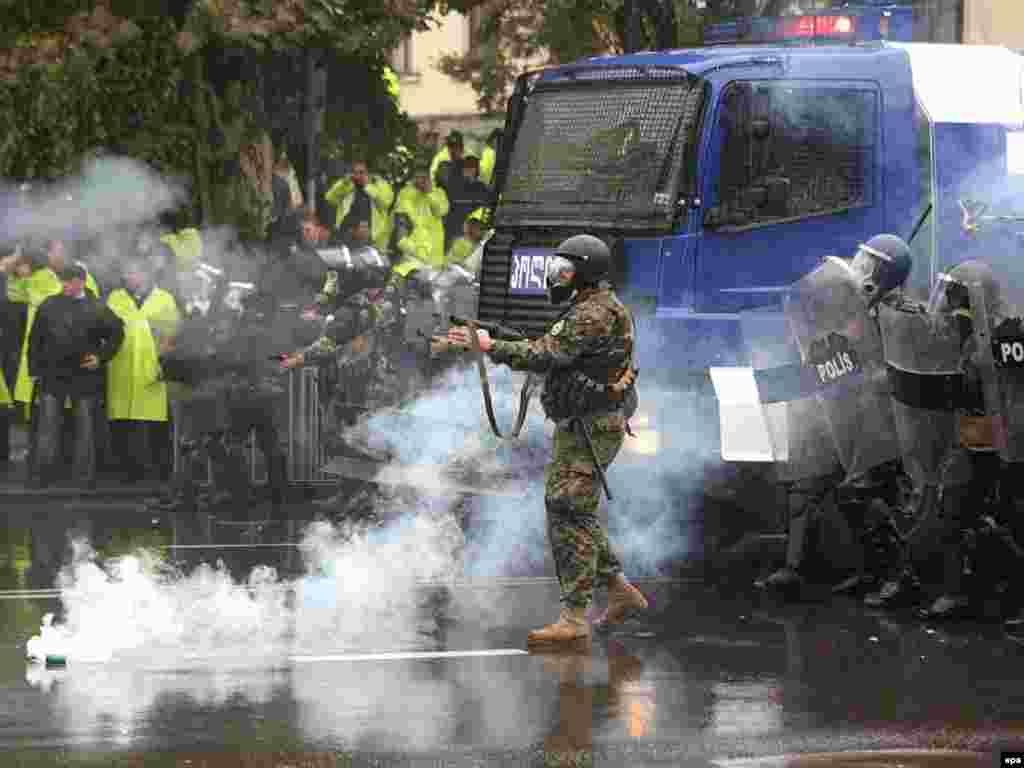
448, 234, 648, 646
281, 282, 400, 412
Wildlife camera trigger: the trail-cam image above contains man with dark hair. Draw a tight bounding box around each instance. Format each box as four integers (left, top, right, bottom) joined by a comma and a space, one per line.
444, 156, 491, 251
13, 238, 98, 412
395, 164, 449, 270
325, 159, 395, 253
432, 131, 465, 193
28, 264, 124, 488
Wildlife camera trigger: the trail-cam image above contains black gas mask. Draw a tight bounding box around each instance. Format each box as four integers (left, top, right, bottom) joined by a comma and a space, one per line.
929, 272, 973, 339
545, 255, 576, 305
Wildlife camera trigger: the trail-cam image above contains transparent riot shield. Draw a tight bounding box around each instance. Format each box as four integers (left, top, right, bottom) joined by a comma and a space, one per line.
967, 279, 1024, 461
876, 303, 962, 487
729, 306, 839, 483
785, 257, 901, 480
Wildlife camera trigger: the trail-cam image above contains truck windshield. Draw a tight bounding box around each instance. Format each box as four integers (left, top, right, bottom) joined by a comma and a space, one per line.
498, 68, 702, 230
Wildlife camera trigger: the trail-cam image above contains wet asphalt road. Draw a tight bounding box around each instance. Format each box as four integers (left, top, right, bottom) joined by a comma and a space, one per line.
0, 569, 1023, 767
0, 450, 1019, 768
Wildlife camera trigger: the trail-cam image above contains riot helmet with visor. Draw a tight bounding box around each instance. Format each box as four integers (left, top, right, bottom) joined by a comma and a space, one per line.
849, 234, 911, 305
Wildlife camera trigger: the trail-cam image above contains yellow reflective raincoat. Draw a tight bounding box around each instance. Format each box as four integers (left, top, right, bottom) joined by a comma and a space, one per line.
0, 364, 10, 407
430, 147, 450, 183
395, 185, 449, 270
160, 228, 203, 273
446, 237, 480, 269
14, 267, 99, 406
7, 275, 29, 304
325, 177, 395, 251
480, 145, 496, 185
106, 287, 180, 423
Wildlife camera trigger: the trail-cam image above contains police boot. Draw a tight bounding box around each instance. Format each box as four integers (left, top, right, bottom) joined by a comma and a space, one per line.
755, 566, 804, 593
917, 546, 973, 621
527, 606, 591, 647
836, 505, 902, 597
917, 487, 974, 621
593, 573, 648, 631
864, 567, 923, 610
1006, 609, 1024, 638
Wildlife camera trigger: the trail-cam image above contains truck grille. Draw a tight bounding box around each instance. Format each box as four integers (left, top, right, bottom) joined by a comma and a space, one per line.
477, 231, 568, 339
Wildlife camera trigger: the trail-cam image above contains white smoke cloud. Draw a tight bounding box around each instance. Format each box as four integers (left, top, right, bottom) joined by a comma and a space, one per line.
3, 155, 184, 252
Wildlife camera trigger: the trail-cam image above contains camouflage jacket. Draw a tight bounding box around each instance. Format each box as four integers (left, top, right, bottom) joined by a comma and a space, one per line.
302, 285, 400, 364
488, 284, 637, 422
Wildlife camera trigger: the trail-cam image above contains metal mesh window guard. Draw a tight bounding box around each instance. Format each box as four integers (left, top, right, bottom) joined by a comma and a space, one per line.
501, 68, 699, 226
717, 84, 877, 228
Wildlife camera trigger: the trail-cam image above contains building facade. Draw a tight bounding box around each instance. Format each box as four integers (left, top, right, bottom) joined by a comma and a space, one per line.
390, 8, 508, 141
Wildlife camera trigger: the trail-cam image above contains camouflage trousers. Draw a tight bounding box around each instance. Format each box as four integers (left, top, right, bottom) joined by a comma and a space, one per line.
544, 412, 626, 610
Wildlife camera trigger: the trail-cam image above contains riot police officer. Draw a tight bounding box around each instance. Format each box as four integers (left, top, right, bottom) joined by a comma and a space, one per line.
754, 235, 911, 598
447, 234, 647, 646
868, 260, 1006, 618
829, 235, 915, 597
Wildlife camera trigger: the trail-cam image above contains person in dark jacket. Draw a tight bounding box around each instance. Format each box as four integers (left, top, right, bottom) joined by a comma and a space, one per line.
28, 264, 124, 488
443, 156, 491, 252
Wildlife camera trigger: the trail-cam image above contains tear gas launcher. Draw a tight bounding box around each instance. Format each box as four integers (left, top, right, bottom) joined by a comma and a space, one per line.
432, 315, 539, 441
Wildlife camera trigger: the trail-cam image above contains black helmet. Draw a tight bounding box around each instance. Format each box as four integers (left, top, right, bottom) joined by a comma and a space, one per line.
850, 233, 912, 304
553, 234, 611, 287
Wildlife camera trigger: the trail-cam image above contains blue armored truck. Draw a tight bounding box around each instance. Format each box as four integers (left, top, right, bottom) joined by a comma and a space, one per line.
482, 41, 1024, 388
475, 40, 1024, 561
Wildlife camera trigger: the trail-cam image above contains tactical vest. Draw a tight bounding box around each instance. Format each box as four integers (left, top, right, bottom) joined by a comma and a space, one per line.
540, 290, 638, 423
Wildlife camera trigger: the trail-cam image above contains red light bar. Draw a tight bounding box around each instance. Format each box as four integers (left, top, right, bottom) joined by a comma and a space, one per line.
817, 15, 856, 36
776, 14, 856, 40
779, 16, 816, 38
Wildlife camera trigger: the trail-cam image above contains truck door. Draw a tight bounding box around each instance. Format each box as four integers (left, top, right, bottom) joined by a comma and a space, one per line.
695, 79, 884, 313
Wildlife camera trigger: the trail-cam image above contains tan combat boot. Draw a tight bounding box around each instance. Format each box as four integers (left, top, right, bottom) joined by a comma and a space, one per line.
527, 606, 591, 647
593, 574, 648, 630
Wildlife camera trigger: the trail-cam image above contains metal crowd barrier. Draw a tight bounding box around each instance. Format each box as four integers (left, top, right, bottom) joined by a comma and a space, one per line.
285, 366, 325, 482
172, 367, 327, 486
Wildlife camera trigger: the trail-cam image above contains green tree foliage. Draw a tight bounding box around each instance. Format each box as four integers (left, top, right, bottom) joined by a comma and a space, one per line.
0, 0, 434, 233
0, 14, 191, 181
439, 0, 705, 113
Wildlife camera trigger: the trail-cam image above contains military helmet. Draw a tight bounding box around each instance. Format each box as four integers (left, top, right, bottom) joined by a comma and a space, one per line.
851, 233, 912, 302
553, 234, 611, 286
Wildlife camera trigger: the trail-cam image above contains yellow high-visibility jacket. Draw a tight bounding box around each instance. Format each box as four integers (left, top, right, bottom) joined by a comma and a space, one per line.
325, 177, 395, 251
106, 287, 180, 423
447, 237, 478, 269
0, 367, 10, 407
4, 275, 26, 406
480, 145, 496, 186
395, 185, 449, 270
160, 228, 203, 273
14, 267, 99, 406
